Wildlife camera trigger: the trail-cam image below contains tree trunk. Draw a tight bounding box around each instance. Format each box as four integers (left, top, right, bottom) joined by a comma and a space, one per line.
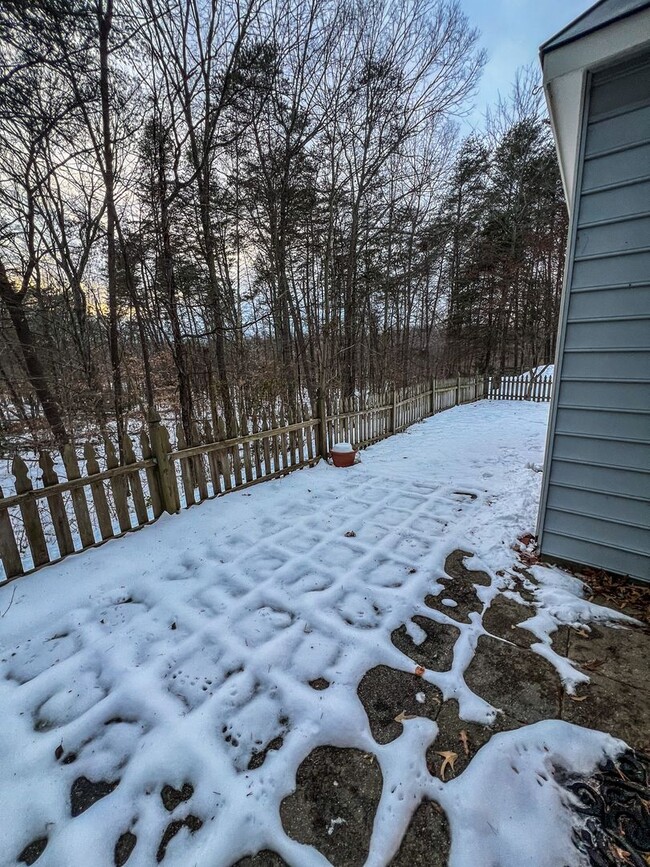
98, 0, 124, 446
0, 259, 69, 448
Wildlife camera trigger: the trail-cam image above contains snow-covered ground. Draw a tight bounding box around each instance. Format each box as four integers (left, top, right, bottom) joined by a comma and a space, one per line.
0, 401, 630, 867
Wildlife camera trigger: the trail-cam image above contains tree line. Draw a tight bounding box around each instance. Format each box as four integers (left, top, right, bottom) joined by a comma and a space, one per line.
0, 0, 567, 454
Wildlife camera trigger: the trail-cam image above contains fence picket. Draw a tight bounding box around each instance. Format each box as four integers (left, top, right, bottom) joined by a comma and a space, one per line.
261, 413, 273, 473
240, 416, 254, 483
0, 484, 23, 579
230, 415, 244, 487
269, 409, 281, 473
217, 418, 233, 491
276, 409, 288, 469
302, 407, 313, 461
123, 435, 149, 526
251, 413, 263, 478
176, 424, 196, 507
299, 409, 307, 462
39, 450, 74, 557
105, 437, 132, 532
203, 421, 222, 495
191, 426, 209, 502
287, 406, 296, 466
139, 429, 163, 518
12, 455, 49, 567
83, 442, 114, 540
286, 408, 296, 467
62, 444, 95, 548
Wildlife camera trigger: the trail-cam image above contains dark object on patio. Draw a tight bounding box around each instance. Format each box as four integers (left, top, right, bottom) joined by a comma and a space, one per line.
560, 749, 650, 866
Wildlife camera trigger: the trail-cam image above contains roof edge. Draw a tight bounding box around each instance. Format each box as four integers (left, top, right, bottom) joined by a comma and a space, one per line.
540, 0, 650, 56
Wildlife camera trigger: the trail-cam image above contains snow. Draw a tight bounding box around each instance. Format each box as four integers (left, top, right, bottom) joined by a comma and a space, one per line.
327, 817, 347, 836
518, 364, 555, 381
442, 721, 622, 867
331, 442, 354, 453
0, 400, 628, 866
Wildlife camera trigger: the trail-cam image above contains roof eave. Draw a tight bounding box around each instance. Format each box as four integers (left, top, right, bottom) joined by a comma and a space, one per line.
540, 0, 650, 58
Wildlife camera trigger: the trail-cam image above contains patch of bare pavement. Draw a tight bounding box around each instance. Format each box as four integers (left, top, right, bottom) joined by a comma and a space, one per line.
269, 550, 650, 867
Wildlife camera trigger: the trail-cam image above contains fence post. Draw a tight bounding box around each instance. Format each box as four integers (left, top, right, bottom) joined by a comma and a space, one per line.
431, 376, 437, 415
456, 372, 461, 406
392, 388, 397, 432
316, 389, 328, 459
148, 407, 180, 514
483, 373, 490, 399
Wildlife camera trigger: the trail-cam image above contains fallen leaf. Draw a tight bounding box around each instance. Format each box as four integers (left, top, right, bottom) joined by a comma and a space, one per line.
580, 658, 605, 671
344, 530, 356, 538
519, 551, 539, 566
394, 711, 417, 723
414, 665, 425, 677
459, 730, 470, 756
569, 694, 588, 702
436, 751, 458, 780
611, 844, 632, 863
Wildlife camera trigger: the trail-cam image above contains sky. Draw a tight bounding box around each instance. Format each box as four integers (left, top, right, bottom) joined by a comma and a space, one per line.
460, 0, 594, 131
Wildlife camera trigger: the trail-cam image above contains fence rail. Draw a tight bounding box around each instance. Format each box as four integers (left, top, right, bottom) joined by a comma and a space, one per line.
0, 374, 488, 581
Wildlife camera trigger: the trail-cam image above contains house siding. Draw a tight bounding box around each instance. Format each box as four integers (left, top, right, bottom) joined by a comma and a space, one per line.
539, 55, 650, 582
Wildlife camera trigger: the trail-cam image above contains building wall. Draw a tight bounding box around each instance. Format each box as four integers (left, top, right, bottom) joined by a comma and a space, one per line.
538, 54, 650, 582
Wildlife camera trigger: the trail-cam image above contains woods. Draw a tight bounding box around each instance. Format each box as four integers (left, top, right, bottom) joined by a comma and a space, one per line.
0, 0, 567, 451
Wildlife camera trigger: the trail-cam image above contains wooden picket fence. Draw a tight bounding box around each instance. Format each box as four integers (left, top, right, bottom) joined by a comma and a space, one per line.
488, 374, 553, 402
0, 374, 485, 582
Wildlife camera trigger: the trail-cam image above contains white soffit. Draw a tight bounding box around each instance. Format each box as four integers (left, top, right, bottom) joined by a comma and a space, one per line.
542, 7, 650, 209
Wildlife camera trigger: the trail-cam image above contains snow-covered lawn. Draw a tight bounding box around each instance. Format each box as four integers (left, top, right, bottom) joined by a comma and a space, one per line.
0, 401, 631, 867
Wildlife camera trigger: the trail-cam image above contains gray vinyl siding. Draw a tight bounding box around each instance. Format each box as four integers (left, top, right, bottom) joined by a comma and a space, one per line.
539, 55, 650, 582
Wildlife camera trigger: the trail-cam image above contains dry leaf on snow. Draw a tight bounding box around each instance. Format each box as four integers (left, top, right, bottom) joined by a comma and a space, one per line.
414, 665, 425, 677
436, 751, 458, 780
